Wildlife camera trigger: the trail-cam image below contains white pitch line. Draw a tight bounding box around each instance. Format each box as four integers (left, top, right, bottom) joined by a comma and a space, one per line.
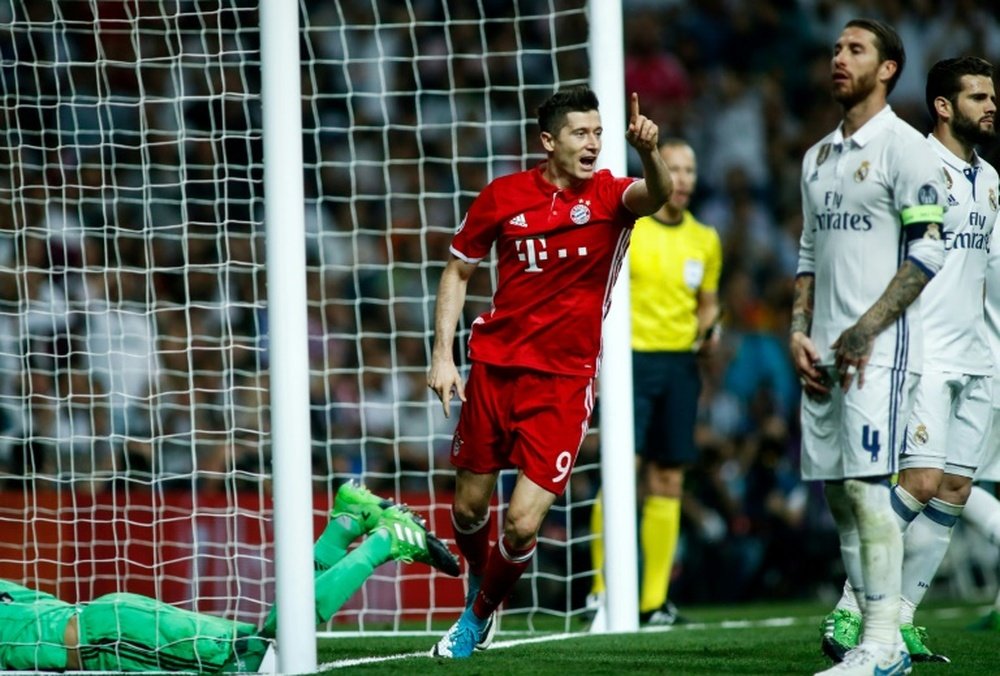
318, 650, 430, 670
318, 632, 585, 670
317, 617, 803, 670
316, 605, 990, 671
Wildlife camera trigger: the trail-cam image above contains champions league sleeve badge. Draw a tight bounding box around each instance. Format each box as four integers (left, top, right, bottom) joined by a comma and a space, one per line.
917, 183, 939, 205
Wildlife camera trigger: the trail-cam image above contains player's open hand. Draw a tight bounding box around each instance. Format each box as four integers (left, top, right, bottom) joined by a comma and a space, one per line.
427, 357, 466, 418
625, 92, 658, 153
831, 323, 874, 392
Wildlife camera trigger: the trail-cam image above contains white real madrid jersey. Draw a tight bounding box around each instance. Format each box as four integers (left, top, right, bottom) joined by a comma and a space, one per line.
920, 134, 998, 374
797, 106, 946, 373
985, 230, 1000, 403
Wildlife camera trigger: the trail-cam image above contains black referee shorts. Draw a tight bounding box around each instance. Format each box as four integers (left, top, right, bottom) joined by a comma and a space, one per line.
632, 350, 701, 467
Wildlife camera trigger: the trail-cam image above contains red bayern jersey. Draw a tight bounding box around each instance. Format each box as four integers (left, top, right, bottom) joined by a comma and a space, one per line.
450, 163, 638, 376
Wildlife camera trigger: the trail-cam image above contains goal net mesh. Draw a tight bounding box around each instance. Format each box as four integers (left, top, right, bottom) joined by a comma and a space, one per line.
0, 0, 596, 634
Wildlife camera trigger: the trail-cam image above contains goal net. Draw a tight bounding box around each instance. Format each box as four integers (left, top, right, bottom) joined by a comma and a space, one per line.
0, 0, 597, 635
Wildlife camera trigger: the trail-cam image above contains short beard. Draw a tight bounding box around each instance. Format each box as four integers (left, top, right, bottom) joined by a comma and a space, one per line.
952, 110, 995, 148
833, 71, 878, 109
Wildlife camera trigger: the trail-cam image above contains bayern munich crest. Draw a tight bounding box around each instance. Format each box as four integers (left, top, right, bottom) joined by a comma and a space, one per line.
570, 202, 591, 224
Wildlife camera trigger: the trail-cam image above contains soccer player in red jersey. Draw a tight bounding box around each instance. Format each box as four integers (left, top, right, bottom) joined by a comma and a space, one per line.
427, 85, 671, 658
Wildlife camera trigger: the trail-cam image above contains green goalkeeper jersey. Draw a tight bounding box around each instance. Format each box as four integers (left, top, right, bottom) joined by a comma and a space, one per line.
0, 580, 268, 673
0, 579, 76, 671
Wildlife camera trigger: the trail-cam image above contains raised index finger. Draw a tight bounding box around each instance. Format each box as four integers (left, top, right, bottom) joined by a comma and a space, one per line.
629, 92, 639, 123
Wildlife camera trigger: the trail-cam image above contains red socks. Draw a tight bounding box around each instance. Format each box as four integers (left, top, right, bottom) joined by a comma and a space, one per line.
472, 535, 536, 619
451, 507, 493, 577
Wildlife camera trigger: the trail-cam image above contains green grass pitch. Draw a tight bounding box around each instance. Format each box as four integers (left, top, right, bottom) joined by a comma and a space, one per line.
315, 600, 998, 675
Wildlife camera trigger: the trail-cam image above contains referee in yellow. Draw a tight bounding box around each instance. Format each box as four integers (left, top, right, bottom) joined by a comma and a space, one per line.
590, 138, 722, 624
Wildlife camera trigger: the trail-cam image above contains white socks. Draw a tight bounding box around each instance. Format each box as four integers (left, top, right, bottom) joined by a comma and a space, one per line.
961, 485, 1000, 613
900, 498, 962, 618
844, 479, 902, 647
890, 484, 925, 531
825, 482, 865, 601
834, 579, 864, 614
962, 485, 1000, 546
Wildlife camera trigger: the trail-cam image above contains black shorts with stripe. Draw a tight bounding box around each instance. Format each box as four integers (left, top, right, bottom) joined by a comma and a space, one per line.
632, 350, 701, 467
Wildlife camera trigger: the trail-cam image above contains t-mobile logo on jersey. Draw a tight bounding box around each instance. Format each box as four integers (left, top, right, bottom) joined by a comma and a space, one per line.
515, 237, 589, 273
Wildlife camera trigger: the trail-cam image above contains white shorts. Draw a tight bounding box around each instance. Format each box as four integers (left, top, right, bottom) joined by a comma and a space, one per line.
900, 371, 992, 478
976, 406, 1000, 482
800, 365, 918, 481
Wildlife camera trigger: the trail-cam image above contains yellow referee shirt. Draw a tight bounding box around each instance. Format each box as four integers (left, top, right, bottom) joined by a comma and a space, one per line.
630, 210, 722, 352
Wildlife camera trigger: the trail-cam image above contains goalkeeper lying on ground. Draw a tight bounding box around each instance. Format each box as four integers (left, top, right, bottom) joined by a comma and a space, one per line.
0, 482, 459, 672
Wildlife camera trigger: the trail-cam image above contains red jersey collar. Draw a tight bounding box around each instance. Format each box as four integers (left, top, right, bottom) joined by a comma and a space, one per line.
532, 161, 591, 197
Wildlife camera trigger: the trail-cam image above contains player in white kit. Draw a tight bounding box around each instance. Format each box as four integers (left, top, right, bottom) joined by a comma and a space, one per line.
790, 19, 946, 676
959, 63, 1000, 629
892, 56, 998, 663
963, 210, 1000, 633
817, 56, 999, 665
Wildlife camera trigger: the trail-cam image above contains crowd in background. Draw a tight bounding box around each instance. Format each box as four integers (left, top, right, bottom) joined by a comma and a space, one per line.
1, 0, 999, 605
609, 0, 1000, 607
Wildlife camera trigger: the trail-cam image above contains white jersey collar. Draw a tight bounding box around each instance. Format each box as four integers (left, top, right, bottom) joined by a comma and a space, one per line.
832, 104, 895, 148
925, 132, 981, 173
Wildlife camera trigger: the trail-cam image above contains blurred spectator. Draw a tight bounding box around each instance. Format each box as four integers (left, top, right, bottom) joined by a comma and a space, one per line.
624, 12, 693, 137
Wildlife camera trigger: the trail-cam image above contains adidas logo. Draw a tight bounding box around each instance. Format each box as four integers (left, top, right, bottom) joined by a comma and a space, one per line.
948, 194, 959, 206
393, 522, 426, 549
509, 213, 528, 228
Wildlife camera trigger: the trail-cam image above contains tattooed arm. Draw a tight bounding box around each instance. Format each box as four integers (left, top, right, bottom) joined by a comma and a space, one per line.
831, 259, 931, 391
789, 273, 830, 398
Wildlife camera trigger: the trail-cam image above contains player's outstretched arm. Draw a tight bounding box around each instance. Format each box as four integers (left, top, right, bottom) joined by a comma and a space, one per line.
832, 259, 931, 391
428, 255, 477, 417
623, 92, 672, 216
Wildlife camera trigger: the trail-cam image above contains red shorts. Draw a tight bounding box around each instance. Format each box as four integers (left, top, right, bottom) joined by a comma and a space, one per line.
451, 362, 596, 495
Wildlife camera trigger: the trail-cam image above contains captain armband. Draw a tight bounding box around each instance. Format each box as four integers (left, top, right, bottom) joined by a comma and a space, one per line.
901, 205, 945, 242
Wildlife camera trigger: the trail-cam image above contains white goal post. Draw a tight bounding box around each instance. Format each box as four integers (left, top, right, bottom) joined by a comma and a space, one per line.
0, 1, 636, 667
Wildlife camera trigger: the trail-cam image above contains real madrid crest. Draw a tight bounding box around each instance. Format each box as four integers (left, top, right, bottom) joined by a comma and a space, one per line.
854, 161, 870, 183
570, 200, 591, 225
990, 187, 997, 211
817, 143, 831, 167
914, 424, 929, 445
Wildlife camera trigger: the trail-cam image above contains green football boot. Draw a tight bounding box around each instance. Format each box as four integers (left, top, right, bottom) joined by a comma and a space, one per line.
314, 480, 395, 573
968, 608, 1000, 631
820, 608, 862, 662
376, 505, 460, 577
900, 623, 949, 663
332, 479, 394, 532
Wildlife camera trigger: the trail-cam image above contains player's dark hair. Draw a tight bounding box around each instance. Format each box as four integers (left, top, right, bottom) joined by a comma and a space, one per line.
925, 56, 995, 120
537, 85, 600, 136
845, 18, 905, 94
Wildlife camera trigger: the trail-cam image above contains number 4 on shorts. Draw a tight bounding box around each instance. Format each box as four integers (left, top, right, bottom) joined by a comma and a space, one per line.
862, 424, 881, 462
